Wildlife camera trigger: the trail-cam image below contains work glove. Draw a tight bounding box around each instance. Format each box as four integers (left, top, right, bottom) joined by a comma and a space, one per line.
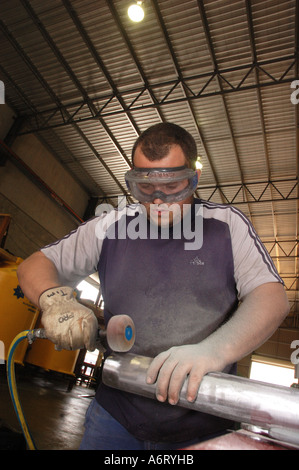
39, 286, 98, 351
146, 343, 223, 406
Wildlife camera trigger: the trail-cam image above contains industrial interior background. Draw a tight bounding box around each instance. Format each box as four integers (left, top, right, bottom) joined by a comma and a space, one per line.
0, 0, 298, 449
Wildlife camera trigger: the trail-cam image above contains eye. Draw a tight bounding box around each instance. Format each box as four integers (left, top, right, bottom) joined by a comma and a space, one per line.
164, 181, 187, 192
138, 183, 153, 192
166, 183, 180, 190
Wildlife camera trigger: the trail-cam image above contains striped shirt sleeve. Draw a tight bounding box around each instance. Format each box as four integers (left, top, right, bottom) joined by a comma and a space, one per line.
41, 216, 104, 287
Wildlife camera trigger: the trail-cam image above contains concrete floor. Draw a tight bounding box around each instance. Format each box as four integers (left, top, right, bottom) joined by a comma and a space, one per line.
0, 364, 94, 450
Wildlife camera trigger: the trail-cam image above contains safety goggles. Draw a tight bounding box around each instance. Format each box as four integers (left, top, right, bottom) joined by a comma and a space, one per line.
125, 166, 198, 203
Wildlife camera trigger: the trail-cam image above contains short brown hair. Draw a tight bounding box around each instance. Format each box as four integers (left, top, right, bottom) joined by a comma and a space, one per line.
132, 123, 197, 169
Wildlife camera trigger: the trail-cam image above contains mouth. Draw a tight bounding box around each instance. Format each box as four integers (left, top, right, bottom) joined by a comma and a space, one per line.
151, 204, 169, 212
153, 208, 169, 217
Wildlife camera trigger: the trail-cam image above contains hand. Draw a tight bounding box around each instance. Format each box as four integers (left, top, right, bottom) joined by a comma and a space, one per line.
146, 343, 221, 405
39, 286, 98, 351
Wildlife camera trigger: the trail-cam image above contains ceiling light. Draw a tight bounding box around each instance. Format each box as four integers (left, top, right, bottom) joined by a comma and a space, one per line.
128, 2, 145, 22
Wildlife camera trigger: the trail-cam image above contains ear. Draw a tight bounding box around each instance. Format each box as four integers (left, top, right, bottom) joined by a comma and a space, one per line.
196, 169, 201, 181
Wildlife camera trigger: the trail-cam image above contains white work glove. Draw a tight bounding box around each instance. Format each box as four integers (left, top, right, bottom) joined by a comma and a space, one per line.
39, 286, 98, 351
146, 343, 223, 406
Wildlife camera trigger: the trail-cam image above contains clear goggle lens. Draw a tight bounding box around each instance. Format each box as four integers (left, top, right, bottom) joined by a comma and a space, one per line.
125, 166, 198, 202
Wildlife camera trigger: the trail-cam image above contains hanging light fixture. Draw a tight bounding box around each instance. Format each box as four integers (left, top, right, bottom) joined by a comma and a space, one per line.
128, 1, 145, 22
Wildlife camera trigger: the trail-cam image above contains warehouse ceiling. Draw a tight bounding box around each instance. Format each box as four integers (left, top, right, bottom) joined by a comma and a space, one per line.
0, 0, 298, 321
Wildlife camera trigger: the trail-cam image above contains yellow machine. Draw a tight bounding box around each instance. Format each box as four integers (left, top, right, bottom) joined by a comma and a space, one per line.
0, 213, 79, 375
0, 248, 39, 364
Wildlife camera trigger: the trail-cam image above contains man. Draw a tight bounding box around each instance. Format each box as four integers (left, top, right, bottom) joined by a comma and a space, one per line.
17, 123, 289, 450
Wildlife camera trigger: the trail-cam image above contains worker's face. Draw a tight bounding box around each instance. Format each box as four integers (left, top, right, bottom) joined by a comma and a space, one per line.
132, 144, 201, 227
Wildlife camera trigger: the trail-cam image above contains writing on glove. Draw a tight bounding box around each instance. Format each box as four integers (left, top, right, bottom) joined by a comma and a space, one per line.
39, 286, 98, 351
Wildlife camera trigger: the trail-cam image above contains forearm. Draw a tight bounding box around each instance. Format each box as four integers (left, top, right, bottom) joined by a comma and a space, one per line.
147, 282, 290, 404
17, 251, 61, 307
204, 282, 290, 371
17, 251, 98, 351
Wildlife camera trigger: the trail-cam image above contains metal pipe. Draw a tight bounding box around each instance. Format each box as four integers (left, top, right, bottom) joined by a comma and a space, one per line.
102, 353, 299, 443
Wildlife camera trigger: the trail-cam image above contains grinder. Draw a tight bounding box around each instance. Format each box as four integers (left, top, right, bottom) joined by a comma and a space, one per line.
27, 314, 135, 352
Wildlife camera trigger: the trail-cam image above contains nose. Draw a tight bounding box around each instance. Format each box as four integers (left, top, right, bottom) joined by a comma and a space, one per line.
152, 197, 165, 204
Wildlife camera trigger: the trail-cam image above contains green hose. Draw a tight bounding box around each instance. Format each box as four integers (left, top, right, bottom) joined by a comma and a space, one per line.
7, 331, 36, 450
